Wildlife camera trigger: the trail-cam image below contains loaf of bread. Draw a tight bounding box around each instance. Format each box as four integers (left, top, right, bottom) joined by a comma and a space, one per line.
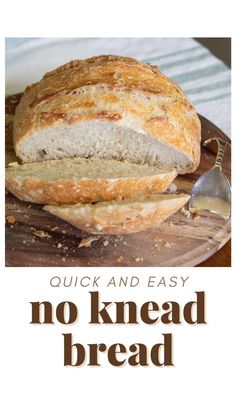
44, 194, 190, 235
13, 55, 201, 174
5, 158, 177, 204
7, 55, 200, 236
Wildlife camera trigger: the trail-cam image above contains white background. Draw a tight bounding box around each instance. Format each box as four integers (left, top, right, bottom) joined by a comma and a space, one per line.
1, 1, 235, 418
1, 269, 235, 418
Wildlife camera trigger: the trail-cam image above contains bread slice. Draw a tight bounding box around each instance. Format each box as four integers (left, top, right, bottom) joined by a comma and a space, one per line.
44, 194, 190, 235
5, 157, 177, 205
14, 55, 201, 174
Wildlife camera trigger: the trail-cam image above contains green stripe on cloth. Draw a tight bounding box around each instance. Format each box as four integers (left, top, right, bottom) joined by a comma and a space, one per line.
173, 63, 227, 84
185, 79, 231, 95
143, 45, 201, 63
193, 92, 230, 106
160, 52, 209, 71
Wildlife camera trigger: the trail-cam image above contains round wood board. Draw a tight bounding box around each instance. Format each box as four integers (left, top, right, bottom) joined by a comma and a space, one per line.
5, 94, 231, 267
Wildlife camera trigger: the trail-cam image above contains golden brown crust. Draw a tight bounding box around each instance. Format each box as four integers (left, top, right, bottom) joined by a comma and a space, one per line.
13, 54, 201, 171
5, 169, 177, 205
39, 110, 122, 126
44, 194, 190, 235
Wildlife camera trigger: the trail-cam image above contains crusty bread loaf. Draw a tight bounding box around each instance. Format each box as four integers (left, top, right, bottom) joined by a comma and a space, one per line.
5, 157, 177, 204
44, 193, 190, 235
13, 55, 201, 174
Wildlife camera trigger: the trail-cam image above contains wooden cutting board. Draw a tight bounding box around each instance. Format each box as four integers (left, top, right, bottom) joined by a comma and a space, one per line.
5, 94, 231, 267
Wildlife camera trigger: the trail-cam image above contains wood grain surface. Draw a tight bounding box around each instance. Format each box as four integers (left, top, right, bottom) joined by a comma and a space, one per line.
5, 94, 231, 267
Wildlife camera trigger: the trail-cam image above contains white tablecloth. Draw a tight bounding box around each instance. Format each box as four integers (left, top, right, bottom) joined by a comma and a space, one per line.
5, 37, 231, 137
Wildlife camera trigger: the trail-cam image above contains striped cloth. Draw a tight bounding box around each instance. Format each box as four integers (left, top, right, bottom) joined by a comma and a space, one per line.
5, 37, 231, 137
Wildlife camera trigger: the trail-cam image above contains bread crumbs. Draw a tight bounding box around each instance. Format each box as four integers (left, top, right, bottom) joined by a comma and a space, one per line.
117, 256, 123, 262
57, 243, 63, 248
193, 212, 201, 220
164, 241, 174, 248
181, 207, 191, 218
33, 230, 52, 239
78, 237, 99, 248
51, 226, 59, 231
6, 215, 15, 224
134, 257, 143, 263
103, 240, 109, 247
8, 161, 18, 167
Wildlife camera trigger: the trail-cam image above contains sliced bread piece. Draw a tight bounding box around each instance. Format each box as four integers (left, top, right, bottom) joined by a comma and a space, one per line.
44, 194, 190, 235
14, 55, 201, 174
5, 157, 177, 205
